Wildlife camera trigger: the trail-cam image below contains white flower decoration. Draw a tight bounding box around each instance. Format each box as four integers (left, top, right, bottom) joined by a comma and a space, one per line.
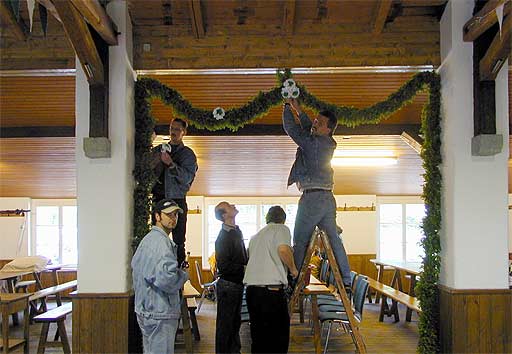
213, 107, 225, 120
281, 80, 300, 99
281, 87, 291, 99
283, 79, 296, 88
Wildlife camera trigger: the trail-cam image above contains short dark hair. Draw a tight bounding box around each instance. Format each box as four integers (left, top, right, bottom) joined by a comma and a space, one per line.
172, 118, 188, 130
319, 110, 337, 134
214, 203, 227, 222
266, 206, 286, 224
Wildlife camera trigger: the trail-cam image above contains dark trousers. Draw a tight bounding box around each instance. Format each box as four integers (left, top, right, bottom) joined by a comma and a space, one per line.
216, 279, 244, 354
153, 193, 188, 266
246, 286, 290, 353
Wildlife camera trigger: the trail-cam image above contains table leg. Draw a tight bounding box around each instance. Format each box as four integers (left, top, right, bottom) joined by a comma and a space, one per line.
390, 269, 403, 292
181, 298, 193, 353
6, 280, 19, 326
2, 306, 9, 354
23, 300, 29, 354
311, 295, 322, 354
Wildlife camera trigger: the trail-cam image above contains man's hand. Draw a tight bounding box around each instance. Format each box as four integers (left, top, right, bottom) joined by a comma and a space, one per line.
288, 98, 302, 115
160, 152, 174, 167
290, 267, 299, 279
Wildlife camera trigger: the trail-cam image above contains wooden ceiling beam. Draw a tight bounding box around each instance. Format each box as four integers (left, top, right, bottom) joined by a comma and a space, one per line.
69, 0, 118, 45
52, 0, 104, 85
36, 0, 61, 23
373, 0, 393, 34
463, 0, 510, 42
479, 11, 511, 81
282, 0, 296, 35
188, 0, 205, 39
0, 1, 27, 41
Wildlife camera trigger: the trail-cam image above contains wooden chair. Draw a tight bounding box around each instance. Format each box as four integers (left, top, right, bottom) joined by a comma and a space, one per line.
194, 261, 218, 312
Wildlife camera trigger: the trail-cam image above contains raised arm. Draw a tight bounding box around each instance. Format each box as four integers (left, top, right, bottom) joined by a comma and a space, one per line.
282, 100, 312, 149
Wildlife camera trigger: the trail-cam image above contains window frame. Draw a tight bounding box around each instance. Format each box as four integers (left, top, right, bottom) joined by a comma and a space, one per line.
31, 199, 77, 266
202, 196, 299, 267
376, 196, 425, 263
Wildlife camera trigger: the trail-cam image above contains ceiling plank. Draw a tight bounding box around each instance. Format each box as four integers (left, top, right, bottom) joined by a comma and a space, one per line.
282, 0, 296, 35
373, 0, 393, 34
188, 0, 205, 39
479, 11, 511, 81
36, 0, 61, 23
463, 0, 510, 42
0, 1, 27, 41
52, 0, 104, 85
69, 0, 118, 45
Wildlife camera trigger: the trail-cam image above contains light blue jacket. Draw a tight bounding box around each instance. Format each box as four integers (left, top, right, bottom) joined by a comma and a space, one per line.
131, 226, 189, 320
283, 106, 336, 190
164, 143, 198, 199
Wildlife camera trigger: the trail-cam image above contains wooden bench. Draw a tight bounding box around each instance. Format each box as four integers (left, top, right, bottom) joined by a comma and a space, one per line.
367, 278, 421, 322
186, 297, 200, 341
33, 302, 72, 354
29, 280, 77, 317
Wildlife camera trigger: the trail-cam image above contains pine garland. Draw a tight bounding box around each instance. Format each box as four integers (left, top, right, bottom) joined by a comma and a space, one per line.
133, 70, 442, 353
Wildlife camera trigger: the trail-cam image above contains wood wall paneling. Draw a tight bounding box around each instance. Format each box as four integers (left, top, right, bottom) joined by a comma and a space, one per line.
439, 285, 512, 353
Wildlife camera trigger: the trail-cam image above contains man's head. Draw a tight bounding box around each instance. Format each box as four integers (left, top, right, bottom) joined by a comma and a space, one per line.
311, 110, 337, 136
214, 201, 238, 223
265, 206, 286, 224
169, 118, 188, 145
152, 199, 183, 232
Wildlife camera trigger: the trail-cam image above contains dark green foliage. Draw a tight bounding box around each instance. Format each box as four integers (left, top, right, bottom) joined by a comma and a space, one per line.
133, 71, 442, 352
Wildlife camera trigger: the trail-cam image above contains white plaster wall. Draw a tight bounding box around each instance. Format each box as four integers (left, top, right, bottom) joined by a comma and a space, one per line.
185, 196, 204, 257
508, 194, 512, 254
439, 0, 509, 289
76, 1, 134, 292
0, 198, 31, 259
335, 195, 377, 254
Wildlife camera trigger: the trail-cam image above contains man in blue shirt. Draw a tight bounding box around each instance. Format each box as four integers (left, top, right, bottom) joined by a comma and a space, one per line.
132, 199, 189, 354
283, 98, 352, 289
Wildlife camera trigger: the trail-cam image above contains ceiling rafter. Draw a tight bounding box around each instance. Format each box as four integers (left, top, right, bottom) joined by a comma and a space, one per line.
282, 0, 296, 35
52, 0, 104, 85
188, 0, 205, 39
0, 1, 27, 41
373, 0, 393, 34
36, 0, 61, 23
69, 0, 118, 45
463, 0, 510, 42
479, 10, 511, 80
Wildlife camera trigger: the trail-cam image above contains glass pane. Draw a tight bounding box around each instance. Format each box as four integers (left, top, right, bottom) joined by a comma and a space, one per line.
62, 225, 77, 265
379, 223, 403, 261
261, 205, 274, 226
36, 206, 59, 226
380, 204, 402, 224
62, 206, 77, 226
285, 204, 298, 236
236, 205, 257, 247
36, 226, 59, 264
207, 205, 222, 258
406, 204, 426, 262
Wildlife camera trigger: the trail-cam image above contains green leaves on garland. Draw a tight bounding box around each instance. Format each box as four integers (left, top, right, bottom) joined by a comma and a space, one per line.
133, 69, 442, 353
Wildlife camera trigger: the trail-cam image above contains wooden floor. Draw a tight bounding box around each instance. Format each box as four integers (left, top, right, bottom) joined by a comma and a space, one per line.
6, 298, 418, 353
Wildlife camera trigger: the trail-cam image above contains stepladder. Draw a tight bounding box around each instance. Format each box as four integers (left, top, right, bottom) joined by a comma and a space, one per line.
288, 228, 367, 354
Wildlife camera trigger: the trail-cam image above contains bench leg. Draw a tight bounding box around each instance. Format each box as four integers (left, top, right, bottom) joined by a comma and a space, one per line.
57, 319, 71, 354
188, 309, 200, 341
390, 300, 400, 322
37, 322, 50, 354
378, 296, 386, 322
406, 308, 413, 322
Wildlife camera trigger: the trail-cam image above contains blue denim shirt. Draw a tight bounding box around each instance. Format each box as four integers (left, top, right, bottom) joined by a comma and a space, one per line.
131, 226, 189, 320
283, 106, 336, 190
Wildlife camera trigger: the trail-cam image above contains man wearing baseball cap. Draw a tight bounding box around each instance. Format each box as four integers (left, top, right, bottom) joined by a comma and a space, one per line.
132, 199, 189, 354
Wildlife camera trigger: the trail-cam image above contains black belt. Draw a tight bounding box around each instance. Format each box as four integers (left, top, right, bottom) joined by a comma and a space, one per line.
249, 284, 285, 291
303, 188, 330, 194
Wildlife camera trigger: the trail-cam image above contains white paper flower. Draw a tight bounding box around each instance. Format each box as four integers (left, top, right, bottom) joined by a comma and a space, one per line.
213, 107, 225, 120
281, 85, 300, 99
283, 79, 296, 89
281, 87, 291, 99
290, 86, 300, 98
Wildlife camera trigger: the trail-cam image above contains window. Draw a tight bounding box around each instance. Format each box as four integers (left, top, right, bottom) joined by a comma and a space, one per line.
204, 198, 299, 265
378, 199, 425, 263
32, 200, 77, 266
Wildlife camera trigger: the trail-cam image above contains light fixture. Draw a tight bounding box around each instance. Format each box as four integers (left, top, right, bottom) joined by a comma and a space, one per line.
331, 149, 398, 167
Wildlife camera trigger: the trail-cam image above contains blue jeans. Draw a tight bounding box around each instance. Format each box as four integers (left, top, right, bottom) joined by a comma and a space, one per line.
216, 278, 244, 353
293, 190, 352, 285
136, 314, 179, 354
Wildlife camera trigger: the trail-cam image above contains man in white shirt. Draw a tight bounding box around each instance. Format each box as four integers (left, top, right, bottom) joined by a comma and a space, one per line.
243, 206, 299, 353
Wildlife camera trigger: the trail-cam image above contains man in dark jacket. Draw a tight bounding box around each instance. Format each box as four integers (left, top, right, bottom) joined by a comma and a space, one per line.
214, 201, 248, 354
152, 118, 198, 266
283, 98, 352, 288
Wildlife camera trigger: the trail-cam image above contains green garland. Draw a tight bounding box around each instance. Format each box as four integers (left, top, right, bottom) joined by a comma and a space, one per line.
133, 70, 442, 353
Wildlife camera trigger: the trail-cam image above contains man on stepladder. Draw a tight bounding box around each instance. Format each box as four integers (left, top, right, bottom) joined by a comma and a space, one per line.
282, 98, 352, 289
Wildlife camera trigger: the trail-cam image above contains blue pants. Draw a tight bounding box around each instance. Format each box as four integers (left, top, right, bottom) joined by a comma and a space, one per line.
136, 314, 179, 354
216, 278, 244, 353
293, 190, 352, 285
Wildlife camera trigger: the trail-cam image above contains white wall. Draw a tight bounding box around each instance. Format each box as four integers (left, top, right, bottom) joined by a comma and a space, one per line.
185, 196, 204, 257
0, 198, 31, 259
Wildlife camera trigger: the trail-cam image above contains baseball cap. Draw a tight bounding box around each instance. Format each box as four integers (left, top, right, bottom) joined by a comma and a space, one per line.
154, 199, 183, 214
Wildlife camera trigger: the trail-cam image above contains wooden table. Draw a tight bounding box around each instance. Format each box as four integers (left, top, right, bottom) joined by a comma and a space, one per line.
181, 281, 200, 353
370, 259, 421, 321
0, 293, 30, 354
304, 283, 331, 354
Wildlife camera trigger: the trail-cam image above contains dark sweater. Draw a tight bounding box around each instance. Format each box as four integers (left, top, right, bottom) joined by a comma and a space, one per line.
215, 225, 248, 284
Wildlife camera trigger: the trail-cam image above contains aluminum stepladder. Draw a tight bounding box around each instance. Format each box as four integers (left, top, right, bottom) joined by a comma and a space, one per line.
288, 229, 366, 353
